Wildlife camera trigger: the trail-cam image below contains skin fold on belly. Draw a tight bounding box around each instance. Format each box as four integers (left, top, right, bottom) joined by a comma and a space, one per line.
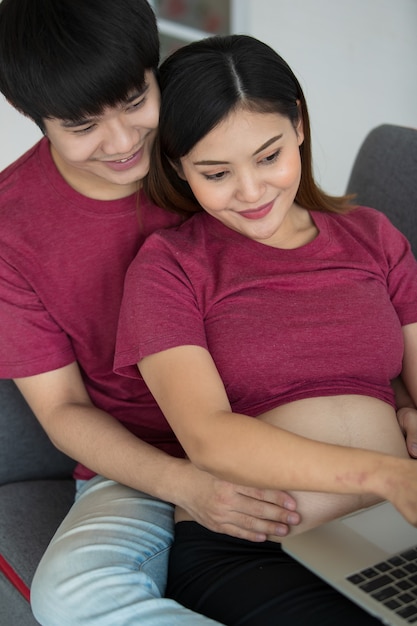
175, 395, 410, 537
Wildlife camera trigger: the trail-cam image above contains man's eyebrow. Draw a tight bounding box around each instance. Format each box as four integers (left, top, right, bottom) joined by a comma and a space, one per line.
59, 84, 150, 128
193, 134, 283, 166
60, 117, 96, 129
125, 82, 149, 103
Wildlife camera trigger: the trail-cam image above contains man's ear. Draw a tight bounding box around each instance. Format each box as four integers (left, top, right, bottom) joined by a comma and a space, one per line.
170, 159, 187, 180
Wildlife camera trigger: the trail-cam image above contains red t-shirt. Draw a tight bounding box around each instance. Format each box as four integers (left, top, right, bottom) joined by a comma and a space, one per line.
0, 138, 185, 478
115, 207, 417, 415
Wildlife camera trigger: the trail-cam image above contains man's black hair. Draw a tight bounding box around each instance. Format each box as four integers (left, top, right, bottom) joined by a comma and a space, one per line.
0, 0, 159, 130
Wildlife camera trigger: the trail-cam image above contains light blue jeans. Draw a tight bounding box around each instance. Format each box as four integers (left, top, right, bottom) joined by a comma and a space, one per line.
31, 475, 223, 625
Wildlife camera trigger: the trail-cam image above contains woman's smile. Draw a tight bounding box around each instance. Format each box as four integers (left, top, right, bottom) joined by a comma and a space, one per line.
238, 200, 275, 220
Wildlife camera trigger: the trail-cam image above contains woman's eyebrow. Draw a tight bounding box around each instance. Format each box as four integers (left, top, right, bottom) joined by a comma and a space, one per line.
193, 134, 283, 166
253, 134, 283, 155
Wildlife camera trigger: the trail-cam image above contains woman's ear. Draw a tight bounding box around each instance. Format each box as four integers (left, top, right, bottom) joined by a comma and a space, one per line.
170, 158, 187, 180
295, 100, 304, 146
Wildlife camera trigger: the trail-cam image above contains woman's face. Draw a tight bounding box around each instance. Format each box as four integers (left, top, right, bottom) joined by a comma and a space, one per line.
178, 108, 306, 247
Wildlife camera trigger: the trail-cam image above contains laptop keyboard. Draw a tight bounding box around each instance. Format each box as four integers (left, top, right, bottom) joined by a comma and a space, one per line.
347, 546, 417, 623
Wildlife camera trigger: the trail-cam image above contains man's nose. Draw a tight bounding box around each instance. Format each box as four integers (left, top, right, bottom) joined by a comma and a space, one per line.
101, 118, 139, 156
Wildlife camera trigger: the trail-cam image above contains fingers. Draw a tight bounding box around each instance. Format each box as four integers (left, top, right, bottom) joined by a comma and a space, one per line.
236, 485, 298, 512
180, 467, 301, 543
397, 407, 417, 458
206, 487, 301, 542
213, 507, 301, 542
211, 516, 292, 543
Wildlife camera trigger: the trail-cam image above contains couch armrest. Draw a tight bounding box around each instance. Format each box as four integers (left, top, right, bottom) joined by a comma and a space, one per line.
0, 379, 76, 485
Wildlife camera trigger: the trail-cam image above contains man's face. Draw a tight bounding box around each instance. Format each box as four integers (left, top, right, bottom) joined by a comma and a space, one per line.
43, 71, 160, 200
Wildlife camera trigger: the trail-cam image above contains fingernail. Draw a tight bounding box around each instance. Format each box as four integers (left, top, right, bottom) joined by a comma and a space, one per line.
284, 499, 296, 510
275, 526, 288, 537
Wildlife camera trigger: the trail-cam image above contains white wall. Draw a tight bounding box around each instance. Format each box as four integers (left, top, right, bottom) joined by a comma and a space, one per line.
1, 0, 416, 195
0, 97, 42, 170
245, 0, 417, 193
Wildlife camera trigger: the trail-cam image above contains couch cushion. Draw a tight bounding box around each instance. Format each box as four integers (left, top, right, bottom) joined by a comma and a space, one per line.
0, 379, 76, 485
0, 479, 75, 591
0, 573, 39, 626
346, 124, 417, 255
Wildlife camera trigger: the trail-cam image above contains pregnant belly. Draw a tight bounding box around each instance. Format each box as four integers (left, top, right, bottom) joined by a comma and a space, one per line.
259, 394, 409, 538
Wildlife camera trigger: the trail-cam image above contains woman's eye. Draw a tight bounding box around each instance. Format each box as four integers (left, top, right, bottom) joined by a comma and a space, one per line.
204, 171, 227, 181
261, 149, 281, 164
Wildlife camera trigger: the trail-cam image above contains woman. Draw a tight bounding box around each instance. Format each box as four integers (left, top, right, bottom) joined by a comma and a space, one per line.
115, 35, 417, 625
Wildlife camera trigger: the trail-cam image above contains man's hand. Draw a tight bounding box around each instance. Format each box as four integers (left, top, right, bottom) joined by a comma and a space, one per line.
393, 376, 417, 458
176, 465, 300, 542
397, 407, 417, 458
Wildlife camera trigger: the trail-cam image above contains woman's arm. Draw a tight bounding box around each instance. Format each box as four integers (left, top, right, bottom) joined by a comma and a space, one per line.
139, 344, 417, 526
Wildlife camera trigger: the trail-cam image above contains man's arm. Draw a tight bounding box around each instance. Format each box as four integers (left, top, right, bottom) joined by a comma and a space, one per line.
15, 361, 299, 541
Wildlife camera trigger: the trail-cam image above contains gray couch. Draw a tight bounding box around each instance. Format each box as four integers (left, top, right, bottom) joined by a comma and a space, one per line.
0, 380, 76, 625
0, 123, 416, 625
346, 123, 417, 256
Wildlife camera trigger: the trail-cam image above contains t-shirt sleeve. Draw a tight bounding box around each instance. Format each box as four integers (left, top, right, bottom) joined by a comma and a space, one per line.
378, 213, 417, 326
115, 233, 208, 379
0, 255, 75, 378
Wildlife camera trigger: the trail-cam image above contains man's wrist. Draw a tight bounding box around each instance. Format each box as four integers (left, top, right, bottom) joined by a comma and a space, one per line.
152, 455, 193, 505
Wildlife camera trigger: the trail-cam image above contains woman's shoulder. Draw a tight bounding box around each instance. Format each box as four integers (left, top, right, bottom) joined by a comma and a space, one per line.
321, 205, 412, 260
324, 205, 402, 239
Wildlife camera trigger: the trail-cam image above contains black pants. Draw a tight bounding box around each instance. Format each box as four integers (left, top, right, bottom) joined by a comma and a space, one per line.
167, 522, 381, 626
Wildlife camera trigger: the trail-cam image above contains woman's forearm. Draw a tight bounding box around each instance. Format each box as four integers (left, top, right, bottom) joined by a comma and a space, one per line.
185, 408, 417, 525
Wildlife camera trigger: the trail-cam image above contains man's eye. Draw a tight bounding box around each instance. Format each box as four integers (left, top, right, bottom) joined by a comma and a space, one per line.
129, 97, 146, 110
72, 124, 96, 135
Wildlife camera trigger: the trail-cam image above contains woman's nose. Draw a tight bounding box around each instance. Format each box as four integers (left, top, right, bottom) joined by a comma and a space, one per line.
236, 172, 264, 203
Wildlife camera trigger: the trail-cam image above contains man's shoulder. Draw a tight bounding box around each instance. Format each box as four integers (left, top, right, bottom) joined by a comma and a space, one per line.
0, 139, 46, 200
139, 195, 196, 237
143, 211, 206, 247
0, 138, 45, 177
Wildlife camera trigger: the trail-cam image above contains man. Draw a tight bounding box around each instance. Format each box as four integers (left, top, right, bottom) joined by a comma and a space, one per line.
0, 1, 301, 624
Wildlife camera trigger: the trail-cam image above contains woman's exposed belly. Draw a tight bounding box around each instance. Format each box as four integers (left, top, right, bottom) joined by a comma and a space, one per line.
261, 394, 409, 538
176, 395, 409, 537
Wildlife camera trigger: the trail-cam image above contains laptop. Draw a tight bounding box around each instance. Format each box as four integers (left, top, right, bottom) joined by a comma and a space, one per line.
281, 501, 417, 625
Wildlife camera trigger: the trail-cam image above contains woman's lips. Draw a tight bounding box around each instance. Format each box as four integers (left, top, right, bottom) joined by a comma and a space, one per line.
239, 201, 274, 220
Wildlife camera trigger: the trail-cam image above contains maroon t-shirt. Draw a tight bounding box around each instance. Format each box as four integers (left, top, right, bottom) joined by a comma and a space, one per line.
0, 138, 185, 478
115, 207, 417, 415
